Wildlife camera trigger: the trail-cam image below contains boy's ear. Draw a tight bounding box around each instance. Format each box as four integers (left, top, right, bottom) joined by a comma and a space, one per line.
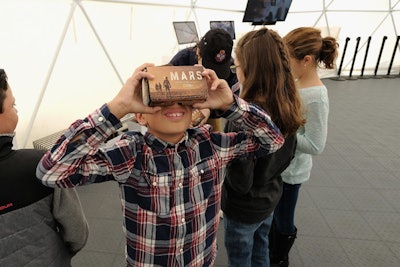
135, 113, 147, 126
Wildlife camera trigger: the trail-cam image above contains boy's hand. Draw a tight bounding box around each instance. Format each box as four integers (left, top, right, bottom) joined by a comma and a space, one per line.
108, 63, 161, 119
193, 68, 234, 112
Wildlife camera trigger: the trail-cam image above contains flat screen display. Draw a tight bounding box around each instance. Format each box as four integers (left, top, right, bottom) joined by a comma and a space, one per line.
243, 0, 292, 25
210, 21, 236, 40
173, 21, 199, 44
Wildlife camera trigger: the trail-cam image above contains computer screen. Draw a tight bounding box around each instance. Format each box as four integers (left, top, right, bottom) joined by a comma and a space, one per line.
243, 0, 292, 26
210, 21, 236, 40
173, 21, 199, 45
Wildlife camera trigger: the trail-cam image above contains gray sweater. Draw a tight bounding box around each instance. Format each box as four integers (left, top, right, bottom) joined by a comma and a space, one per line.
0, 135, 89, 266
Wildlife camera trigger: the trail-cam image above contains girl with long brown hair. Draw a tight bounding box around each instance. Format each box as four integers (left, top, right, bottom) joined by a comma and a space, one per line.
222, 27, 304, 266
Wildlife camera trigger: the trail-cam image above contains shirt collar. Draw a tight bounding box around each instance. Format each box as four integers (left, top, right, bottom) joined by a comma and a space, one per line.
144, 131, 190, 152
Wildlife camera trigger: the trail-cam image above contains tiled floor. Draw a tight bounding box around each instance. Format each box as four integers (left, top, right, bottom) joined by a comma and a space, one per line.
72, 76, 400, 266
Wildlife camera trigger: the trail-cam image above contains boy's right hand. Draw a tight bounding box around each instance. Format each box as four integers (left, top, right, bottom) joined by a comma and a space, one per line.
107, 63, 161, 119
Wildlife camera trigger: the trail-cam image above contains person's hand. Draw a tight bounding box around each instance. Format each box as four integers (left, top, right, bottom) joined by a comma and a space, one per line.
107, 63, 161, 119
193, 68, 234, 112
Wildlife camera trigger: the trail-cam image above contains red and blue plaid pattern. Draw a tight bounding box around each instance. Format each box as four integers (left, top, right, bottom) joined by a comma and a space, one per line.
37, 96, 283, 267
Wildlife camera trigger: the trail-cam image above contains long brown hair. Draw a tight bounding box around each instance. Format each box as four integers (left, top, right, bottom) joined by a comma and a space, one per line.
235, 28, 304, 136
284, 27, 339, 69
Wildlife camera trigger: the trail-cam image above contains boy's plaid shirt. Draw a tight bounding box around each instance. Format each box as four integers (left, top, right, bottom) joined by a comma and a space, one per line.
37, 96, 283, 267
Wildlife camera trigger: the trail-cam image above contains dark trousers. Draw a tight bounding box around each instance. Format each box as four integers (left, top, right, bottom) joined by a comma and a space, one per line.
273, 182, 301, 235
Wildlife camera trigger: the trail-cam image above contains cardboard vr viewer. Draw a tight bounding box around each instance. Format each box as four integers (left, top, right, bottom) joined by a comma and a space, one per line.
142, 65, 208, 106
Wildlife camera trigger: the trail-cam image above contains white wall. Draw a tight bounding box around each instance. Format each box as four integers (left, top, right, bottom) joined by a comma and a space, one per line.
0, 0, 399, 148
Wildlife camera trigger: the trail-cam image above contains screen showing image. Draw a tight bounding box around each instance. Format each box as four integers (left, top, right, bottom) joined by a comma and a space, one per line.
243, 0, 292, 25
210, 21, 236, 40
173, 21, 199, 45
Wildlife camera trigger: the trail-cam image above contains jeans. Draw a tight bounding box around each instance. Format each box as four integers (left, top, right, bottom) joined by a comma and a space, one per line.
273, 182, 301, 234
223, 213, 273, 267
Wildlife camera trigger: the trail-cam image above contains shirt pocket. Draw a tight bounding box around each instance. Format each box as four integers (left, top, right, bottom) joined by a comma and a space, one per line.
138, 171, 172, 216
189, 158, 218, 206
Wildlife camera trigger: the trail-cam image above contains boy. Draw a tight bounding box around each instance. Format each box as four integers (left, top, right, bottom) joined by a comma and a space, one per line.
0, 68, 88, 266
37, 63, 284, 266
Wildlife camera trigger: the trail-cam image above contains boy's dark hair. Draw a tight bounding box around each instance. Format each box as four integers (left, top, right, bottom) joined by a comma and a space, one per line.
0, 69, 9, 113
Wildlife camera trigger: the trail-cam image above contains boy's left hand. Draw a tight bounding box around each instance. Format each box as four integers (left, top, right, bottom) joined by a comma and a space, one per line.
193, 68, 234, 112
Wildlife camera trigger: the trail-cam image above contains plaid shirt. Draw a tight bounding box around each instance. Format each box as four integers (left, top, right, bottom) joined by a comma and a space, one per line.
37, 96, 283, 267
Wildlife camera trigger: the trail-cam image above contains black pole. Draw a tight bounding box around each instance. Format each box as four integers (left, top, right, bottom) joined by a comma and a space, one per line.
385, 36, 400, 78
373, 36, 387, 79
331, 37, 350, 81
359, 36, 372, 79
347, 37, 361, 80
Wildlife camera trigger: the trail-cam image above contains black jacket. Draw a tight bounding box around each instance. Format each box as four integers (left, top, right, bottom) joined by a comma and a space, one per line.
222, 133, 297, 224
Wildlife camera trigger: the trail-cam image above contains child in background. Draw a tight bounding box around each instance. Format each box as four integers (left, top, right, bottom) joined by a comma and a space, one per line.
270, 27, 339, 267
221, 28, 305, 267
0, 68, 88, 266
170, 28, 238, 131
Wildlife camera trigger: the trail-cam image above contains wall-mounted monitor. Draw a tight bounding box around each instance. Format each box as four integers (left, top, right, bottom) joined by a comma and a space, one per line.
210, 20, 236, 40
173, 21, 199, 45
243, 0, 293, 26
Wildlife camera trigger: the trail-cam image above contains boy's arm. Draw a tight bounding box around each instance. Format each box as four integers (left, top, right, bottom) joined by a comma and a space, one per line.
221, 95, 284, 156
37, 63, 159, 188
36, 105, 130, 187
194, 68, 284, 159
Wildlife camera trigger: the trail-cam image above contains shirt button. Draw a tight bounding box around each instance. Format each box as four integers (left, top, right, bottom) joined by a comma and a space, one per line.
180, 248, 183, 253
152, 182, 157, 186
181, 218, 185, 223
200, 169, 204, 174
178, 182, 183, 187
98, 116, 104, 122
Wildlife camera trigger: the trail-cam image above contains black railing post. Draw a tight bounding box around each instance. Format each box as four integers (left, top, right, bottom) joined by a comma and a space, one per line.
331, 37, 350, 81
359, 36, 371, 79
373, 36, 387, 79
385, 36, 400, 78
347, 37, 361, 80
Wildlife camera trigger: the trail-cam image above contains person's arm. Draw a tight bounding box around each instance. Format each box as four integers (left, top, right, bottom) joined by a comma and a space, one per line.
37, 63, 162, 187
223, 96, 284, 157
296, 99, 328, 155
193, 69, 284, 160
36, 105, 129, 187
52, 187, 89, 256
